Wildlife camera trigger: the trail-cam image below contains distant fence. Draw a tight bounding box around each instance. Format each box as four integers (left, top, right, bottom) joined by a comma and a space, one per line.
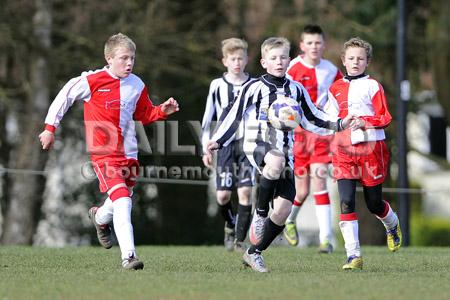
1, 167, 449, 194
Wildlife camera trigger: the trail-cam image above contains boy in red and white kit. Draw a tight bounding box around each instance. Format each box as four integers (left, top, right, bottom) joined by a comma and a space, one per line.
284, 25, 342, 252
324, 37, 402, 270
39, 33, 179, 270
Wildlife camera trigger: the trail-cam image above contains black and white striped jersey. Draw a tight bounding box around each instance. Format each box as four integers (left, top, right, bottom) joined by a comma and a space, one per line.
201, 74, 252, 151
211, 73, 341, 173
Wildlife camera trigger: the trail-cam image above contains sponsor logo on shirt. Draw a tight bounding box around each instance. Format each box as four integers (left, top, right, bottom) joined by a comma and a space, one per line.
105, 100, 121, 110
98, 88, 111, 92
105, 99, 134, 111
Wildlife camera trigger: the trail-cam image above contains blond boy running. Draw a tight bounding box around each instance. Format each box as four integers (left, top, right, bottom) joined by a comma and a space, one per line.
39, 33, 179, 270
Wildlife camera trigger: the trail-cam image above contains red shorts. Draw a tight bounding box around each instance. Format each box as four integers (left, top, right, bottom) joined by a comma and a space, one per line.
332, 140, 389, 186
294, 127, 332, 176
92, 159, 140, 193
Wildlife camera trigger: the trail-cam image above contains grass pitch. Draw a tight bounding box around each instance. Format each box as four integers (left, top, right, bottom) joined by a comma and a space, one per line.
1, 245, 449, 300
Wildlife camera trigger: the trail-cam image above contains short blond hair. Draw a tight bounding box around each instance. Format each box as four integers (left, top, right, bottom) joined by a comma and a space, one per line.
104, 33, 136, 59
261, 37, 290, 58
342, 37, 373, 61
221, 38, 248, 58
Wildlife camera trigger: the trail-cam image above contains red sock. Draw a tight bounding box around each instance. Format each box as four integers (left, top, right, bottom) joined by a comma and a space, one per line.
293, 200, 303, 207
340, 212, 358, 221
314, 192, 330, 205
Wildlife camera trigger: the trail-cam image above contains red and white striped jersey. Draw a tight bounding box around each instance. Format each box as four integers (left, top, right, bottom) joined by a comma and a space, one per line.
287, 56, 342, 109
325, 75, 392, 145
44, 67, 167, 162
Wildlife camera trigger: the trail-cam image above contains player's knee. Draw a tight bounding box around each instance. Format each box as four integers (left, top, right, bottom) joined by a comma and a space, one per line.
340, 201, 355, 214
109, 186, 130, 202
262, 158, 285, 180
262, 165, 282, 180
340, 191, 355, 214
312, 177, 327, 192
237, 191, 251, 206
216, 190, 231, 205
295, 190, 308, 203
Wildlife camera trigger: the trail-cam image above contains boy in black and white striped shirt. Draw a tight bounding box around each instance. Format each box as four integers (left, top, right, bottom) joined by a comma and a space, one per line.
206, 37, 355, 272
201, 38, 254, 252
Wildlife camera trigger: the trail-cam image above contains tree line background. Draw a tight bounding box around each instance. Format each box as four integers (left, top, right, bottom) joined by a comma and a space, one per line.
0, 0, 448, 245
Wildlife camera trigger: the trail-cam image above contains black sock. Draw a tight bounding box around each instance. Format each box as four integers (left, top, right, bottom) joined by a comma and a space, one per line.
256, 176, 277, 218
248, 218, 284, 254
235, 204, 252, 242
218, 201, 235, 228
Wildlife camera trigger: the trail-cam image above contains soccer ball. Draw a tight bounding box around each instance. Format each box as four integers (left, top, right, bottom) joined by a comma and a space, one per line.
267, 96, 301, 131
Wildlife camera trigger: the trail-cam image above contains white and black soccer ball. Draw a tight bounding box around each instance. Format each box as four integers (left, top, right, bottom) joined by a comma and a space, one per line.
267, 96, 301, 131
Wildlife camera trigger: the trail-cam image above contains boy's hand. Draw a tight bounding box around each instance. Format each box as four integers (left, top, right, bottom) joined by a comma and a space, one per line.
341, 114, 356, 130
161, 97, 179, 115
341, 115, 365, 131
202, 154, 213, 168
206, 141, 220, 155
39, 130, 55, 150
349, 117, 365, 130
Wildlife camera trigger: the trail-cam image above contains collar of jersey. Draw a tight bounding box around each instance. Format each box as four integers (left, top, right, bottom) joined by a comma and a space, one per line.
299, 55, 321, 68
104, 66, 123, 80
222, 72, 251, 86
344, 73, 368, 81
262, 73, 287, 87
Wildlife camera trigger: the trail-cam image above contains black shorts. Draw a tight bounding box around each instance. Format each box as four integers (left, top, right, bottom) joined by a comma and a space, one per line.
273, 170, 296, 202
216, 139, 254, 190
253, 141, 296, 202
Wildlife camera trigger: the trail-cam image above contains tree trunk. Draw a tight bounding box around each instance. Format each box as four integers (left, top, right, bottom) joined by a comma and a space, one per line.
243, 0, 273, 51
1, 0, 52, 245
429, 0, 450, 123
0, 101, 10, 228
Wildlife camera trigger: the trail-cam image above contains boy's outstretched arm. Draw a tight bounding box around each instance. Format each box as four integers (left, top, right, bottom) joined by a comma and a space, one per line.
39, 75, 91, 151
134, 87, 179, 124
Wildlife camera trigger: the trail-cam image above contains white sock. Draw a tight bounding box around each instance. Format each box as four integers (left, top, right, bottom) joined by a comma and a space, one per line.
376, 201, 399, 230
314, 191, 333, 244
95, 197, 113, 225
113, 197, 136, 260
316, 204, 333, 244
339, 220, 361, 258
286, 200, 302, 223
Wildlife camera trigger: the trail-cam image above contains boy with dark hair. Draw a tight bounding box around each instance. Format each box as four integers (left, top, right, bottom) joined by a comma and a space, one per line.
284, 24, 342, 252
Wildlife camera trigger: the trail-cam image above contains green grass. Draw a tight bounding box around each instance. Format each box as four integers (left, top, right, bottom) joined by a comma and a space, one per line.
1, 246, 450, 300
